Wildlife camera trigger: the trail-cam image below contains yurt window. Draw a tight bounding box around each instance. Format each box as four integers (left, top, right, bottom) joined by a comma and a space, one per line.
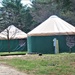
19, 39, 26, 47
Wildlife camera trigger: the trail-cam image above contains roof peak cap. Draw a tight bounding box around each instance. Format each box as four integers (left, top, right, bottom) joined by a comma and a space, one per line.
50, 15, 59, 18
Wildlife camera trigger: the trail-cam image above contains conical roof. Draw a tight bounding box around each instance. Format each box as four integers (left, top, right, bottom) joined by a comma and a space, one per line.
28, 15, 75, 36
0, 33, 7, 39
0, 25, 27, 39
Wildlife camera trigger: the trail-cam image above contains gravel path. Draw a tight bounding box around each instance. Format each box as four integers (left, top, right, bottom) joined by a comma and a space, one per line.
0, 64, 27, 75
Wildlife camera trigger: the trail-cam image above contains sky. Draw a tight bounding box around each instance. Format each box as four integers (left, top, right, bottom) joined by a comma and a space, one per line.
0, 0, 2, 3
0, 0, 2, 7
0, 0, 32, 7
21, 0, 32, 8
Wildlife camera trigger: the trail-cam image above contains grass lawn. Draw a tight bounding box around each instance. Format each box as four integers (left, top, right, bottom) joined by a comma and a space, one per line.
0, 53, 75, 75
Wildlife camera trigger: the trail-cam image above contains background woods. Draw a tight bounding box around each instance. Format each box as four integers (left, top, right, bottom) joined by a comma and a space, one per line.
0, 0, 75, 32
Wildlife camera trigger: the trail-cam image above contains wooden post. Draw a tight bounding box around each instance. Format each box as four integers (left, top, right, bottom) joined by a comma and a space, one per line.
7, 29, 10, 53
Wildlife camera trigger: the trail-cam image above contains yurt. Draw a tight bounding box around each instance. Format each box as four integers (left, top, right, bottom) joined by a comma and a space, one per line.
27, 15, 75, 54
0, 25, 27, 52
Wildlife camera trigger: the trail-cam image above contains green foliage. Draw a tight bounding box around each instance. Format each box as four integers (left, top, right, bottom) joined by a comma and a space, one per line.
33, 0, 51, 3
0, 0, 75, 32
0, 0, 34, 32
34, 0, 72, 11
31, 0, 75, 28
62, 0, 72, 12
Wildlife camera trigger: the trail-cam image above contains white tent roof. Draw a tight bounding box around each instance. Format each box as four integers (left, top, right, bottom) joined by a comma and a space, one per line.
28, 15, 75, 36
0, 33, 7, 39
0, 25, 27, 39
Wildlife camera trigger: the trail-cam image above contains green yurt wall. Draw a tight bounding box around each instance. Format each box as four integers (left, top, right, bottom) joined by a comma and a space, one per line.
27, 36, 54, 54
27, 35, 75, 54
0, 39, 27, 52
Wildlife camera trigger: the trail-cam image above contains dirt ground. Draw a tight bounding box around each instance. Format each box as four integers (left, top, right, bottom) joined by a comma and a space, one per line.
0, 55, 28, 75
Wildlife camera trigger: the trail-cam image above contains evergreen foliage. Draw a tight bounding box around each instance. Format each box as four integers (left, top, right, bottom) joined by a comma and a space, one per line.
0, 0, 34, 32
0, 0, 75, 32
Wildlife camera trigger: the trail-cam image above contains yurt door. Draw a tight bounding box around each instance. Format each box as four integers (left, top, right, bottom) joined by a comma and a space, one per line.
53, 38, 59, 54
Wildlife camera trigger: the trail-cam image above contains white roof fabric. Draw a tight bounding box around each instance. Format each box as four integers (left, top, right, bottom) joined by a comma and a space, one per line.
28, 15, 75, 36
0, 25, 27, 39
0, 33, 7, 39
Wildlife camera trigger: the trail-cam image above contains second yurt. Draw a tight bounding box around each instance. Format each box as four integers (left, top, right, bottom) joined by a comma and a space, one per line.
0, 25, 27, 52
